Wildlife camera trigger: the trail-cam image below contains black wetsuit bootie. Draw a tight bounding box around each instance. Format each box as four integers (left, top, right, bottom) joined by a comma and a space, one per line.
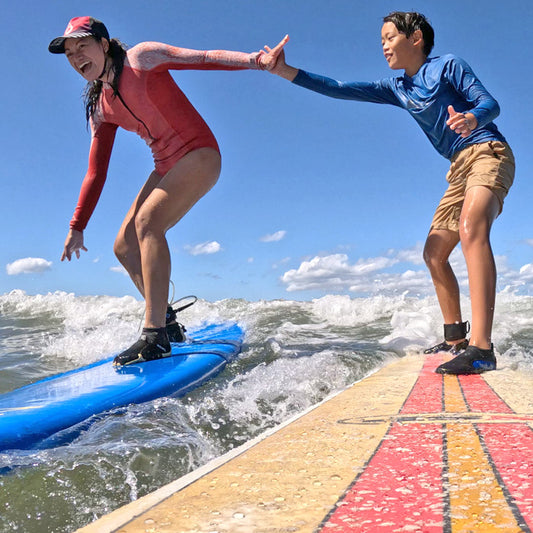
435, 344, 496, 375
424, 339, 469, 355
166, 305, 187, 343
424, 321, 470, 356
113, 327, 171, 366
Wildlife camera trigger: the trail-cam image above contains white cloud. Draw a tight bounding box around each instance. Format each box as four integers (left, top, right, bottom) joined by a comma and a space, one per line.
185, 241, 222, 256
395, 243, 425, 265
518, 263, 533, 282
110, 265, 128, 276
280, 245, 471, 295
272, 256, 291, 269
281, 253, 401, 293
280, 244, 533, 297
347, 269, 432, 295
493, 258, 533, 293
260, 230, 287, 243
6, 257, 52, 275
520, 263, 533, 274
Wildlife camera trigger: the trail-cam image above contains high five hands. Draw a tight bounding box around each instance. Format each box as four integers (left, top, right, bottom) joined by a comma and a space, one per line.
447, 105, 478, 138
259, 35, 290, 73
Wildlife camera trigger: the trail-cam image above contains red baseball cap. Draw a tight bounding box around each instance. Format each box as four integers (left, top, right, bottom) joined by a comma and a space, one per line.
48, 16, 109, 54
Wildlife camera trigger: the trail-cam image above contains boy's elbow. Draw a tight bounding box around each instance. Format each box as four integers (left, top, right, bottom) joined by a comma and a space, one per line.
476, 98, 500, 126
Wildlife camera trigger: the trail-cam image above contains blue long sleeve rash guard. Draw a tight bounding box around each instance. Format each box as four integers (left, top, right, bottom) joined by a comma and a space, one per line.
293, 54, 506, 160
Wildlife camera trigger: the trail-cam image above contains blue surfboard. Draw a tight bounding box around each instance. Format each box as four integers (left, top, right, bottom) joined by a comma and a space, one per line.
0, 322, 244, 451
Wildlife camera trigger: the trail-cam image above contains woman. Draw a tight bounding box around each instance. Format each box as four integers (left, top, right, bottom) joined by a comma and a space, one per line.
49, 17, 286, 365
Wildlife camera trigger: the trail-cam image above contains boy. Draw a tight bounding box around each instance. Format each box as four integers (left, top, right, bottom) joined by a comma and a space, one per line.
265, 12, 515, 374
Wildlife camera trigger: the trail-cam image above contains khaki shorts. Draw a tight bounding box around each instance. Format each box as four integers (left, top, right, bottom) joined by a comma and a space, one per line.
430, 141, 515, 232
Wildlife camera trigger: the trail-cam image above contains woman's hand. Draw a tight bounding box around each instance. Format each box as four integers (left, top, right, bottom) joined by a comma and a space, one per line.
61, 229, 88, 261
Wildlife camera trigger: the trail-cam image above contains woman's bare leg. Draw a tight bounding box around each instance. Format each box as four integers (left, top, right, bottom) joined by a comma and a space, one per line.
114, 173, 162, 298
114, 148, 221, 327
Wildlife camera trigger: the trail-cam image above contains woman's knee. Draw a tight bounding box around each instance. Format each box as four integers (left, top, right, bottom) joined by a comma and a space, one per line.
113, 234, 127, 262
134, 206, 159, 242
114, 229, 139, 266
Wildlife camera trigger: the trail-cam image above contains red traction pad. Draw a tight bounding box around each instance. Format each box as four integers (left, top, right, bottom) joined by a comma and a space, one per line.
319, 354, 533, 532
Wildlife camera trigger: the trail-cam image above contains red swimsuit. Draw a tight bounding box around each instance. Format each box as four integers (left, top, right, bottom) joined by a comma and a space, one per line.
70, 42, 263, 231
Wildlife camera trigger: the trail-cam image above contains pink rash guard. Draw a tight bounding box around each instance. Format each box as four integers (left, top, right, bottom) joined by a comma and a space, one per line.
70, 42, 263, 231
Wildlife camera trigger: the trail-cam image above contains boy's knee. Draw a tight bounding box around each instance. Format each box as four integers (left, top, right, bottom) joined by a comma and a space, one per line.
423, 241, 451, 273
423, 241, 438, 269
423, 249, 440, 271
459, 220, 490, 252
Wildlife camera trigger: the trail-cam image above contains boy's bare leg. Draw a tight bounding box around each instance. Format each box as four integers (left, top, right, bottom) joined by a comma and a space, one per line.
459, 185, 500, 350
424, 229, 464, 340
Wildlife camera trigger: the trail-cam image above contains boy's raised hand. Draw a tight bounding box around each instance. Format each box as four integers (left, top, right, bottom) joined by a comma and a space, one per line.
447, 105, 478, 138
260, 35, 299, 81
260, 35, 290, 73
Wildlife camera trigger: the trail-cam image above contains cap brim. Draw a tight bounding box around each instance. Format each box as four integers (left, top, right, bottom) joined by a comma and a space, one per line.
48, 31, 93, 54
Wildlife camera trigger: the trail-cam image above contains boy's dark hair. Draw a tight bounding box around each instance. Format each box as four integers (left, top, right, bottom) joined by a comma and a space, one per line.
383, 12, 435, 56
84, 37, 128, 124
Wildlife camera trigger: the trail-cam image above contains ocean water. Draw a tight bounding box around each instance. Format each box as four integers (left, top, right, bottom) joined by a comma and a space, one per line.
0, 289, 532, 532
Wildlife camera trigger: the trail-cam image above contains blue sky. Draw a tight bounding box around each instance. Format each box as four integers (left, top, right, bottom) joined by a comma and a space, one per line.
1, 0, 532, 302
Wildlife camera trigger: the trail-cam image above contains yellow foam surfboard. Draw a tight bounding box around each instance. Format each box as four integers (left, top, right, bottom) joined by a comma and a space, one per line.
76, 353, 533, 532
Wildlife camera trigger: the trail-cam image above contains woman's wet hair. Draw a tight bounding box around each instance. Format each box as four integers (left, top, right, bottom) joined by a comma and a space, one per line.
84, 36, 128, 123
383, 12, 435, 56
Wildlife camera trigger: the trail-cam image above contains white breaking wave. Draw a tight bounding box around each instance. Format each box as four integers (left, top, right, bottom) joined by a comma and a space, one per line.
0, 289, 532, 533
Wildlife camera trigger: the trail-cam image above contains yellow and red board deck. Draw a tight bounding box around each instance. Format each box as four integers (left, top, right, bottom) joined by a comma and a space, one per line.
77, 353, 533, 532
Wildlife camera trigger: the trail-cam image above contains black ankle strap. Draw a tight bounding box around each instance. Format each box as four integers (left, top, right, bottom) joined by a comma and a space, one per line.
166, 305, 177, 322
444, 321, 470, 342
